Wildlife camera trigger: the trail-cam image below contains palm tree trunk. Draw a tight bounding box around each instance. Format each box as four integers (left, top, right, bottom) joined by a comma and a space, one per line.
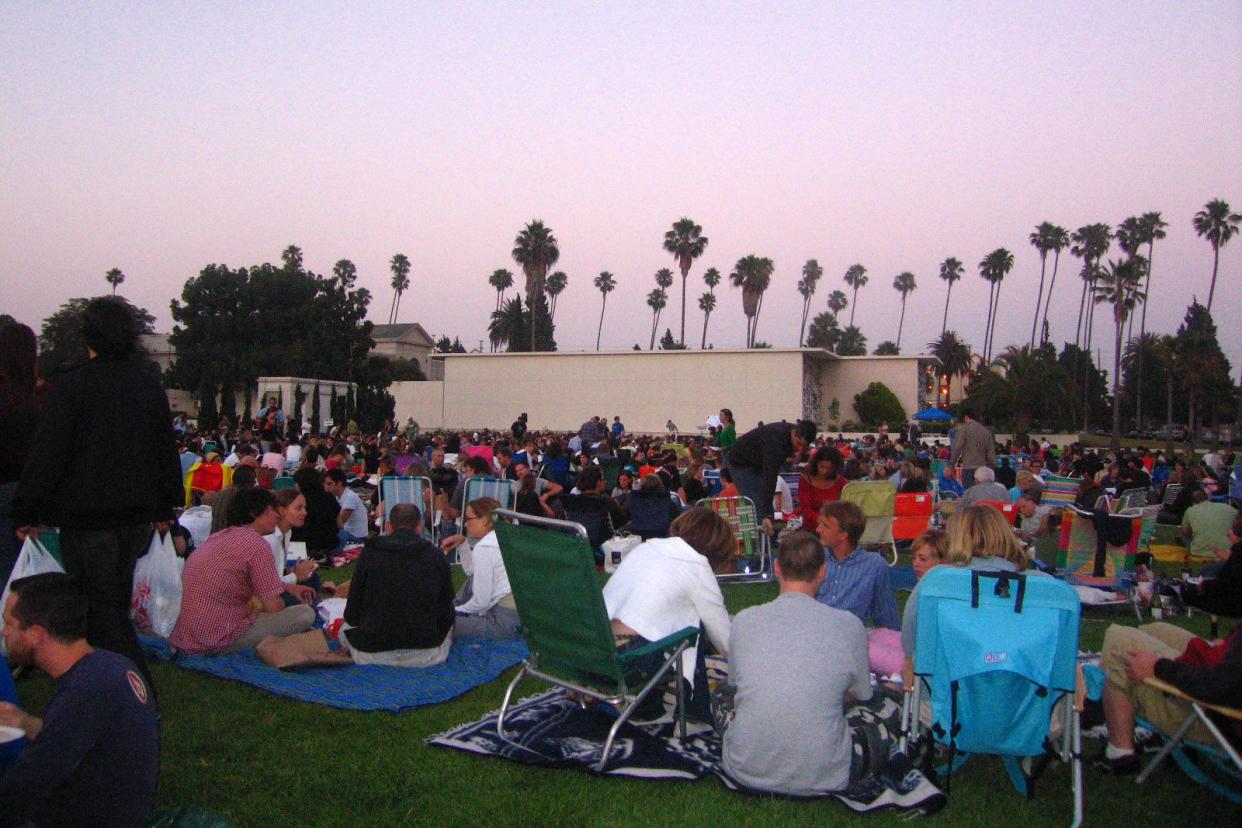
1207, 246, 1220, 311
1137, 242, 1154, 427
679, 268, 689, 346
753, 293, 765, 348
701, 310, 710, 350
989, 281, 1004, 360
1165, 365, 1174, 455
1111, 313, 1123, 453
388, 291, 397, 325
1030, 254, 1047, 348
896, 297, 907, 350
799, 297, 810, 347
983, 282, 996, 360
596, 294, 607, 351
531, 284, 539, 352
1041, 251, 1062, 346
941, 287, 950, 335
1074, 277, 1088, 349
849, 288, 858, 327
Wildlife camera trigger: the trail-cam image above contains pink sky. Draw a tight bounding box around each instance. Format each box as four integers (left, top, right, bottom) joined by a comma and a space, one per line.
2, 2, 1240, 372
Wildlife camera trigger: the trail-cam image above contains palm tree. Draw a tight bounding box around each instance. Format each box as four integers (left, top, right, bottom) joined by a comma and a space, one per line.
546, 271, 568, 324
966, 345, 1073, 446
488, 268, 514, 313
663, 218, 708, 346
1093, 257, 1148, 451
104, 267, 125, 295
837, 325, 867, 356
647, 288, 668, 350
730, 255, 775, 347
1134, 212, 1167, 425
1028, 224, 1055, 347
1193, 198, 1241, 311
699, 267, 722, 348
593, 271, 616, 351
698, 292, 717, 349
797, 259, 823, 347
892, 271, 917, 350
843, 264, 868, 326
332, 259, 357, 287
979, 248, 1014, 360
281, 245, 303, 271
936, 257, 963, 336
927, 330, 973, 393
827, 289, 848, 318
511, 219, 560, 351
489, 296, 524, 352
1070, 223, 1111, 349
806, 311, 841, 350
388, 253, 411, 324
1039, 224, 1070, 345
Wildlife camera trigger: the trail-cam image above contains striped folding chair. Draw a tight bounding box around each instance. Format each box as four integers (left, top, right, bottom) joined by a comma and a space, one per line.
463, 476, 518, 511
378, 476, 435, 542
1043, 474, 1080, 507
697, 495, 772, 582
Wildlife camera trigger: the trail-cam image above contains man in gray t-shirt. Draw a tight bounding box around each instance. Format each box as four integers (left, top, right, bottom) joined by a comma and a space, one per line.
721, 531, 873, 795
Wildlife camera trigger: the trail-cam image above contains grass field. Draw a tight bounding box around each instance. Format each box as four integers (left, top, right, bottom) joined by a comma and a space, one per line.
12, 561, 1239, 827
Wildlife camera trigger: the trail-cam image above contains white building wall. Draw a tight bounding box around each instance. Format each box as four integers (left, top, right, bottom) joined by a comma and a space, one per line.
390, 381, 446, 430
410, 350, 807, 434
821, 356, 934, 424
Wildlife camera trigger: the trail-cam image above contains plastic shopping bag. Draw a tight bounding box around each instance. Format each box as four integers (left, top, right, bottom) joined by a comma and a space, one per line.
131, 530, 184, 639
177, 506, 213, 548
0, 536, 66, 656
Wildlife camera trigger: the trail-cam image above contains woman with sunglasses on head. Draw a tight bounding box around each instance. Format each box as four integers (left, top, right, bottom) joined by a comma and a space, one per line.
439, 497, 519, 640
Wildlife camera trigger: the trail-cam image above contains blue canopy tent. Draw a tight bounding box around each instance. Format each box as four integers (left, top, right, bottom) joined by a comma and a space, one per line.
912, 407, 953, 422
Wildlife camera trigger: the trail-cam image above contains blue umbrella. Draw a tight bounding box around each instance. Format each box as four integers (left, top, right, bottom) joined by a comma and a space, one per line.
912, 407, 953, 422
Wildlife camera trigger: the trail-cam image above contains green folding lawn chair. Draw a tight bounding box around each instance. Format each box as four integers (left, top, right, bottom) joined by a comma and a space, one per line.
492, 509, 699, 771
840, 480, 898, 565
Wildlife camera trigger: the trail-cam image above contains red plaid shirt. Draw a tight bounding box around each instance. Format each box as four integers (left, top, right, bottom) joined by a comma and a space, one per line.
169, 526, 285, 654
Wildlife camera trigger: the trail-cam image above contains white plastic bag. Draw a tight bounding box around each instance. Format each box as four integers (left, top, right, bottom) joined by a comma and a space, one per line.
0, 536, 66, 656
178, 506, 213, 548
602, 533, 641, 573
130, 531, 184, 639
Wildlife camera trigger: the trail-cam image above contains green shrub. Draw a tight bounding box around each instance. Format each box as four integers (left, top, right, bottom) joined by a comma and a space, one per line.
853, 382, 907, 428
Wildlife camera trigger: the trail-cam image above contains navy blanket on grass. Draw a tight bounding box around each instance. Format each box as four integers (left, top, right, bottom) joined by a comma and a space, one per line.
140, 635, 526, 712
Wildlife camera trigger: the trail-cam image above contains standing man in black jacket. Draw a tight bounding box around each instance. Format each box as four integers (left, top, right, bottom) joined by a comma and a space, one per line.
339, 504, 455, 666
724, 419, 818, 534
11, 298, 183, 689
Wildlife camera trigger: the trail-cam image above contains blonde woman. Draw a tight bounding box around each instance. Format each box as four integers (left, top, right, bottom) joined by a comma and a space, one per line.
901, 505, 1031, 655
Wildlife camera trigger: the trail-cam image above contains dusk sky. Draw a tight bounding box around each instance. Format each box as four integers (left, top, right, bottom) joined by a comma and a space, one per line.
3, 2, 1240, 371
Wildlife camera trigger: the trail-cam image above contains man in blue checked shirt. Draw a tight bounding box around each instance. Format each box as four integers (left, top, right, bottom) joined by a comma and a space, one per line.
813, 501, 900, 630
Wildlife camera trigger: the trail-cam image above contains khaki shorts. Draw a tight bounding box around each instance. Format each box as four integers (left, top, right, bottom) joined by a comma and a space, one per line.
1102, 623, 1212, 743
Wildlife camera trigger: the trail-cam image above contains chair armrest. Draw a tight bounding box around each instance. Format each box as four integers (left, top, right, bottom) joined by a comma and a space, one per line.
902, 656, 915, 692
615, 626, 700, 662
1144, 676, 1242, 721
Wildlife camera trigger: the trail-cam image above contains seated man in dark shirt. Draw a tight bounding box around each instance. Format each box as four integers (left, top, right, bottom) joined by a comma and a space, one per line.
0, 573, 159, 827
338, 504, 455, 667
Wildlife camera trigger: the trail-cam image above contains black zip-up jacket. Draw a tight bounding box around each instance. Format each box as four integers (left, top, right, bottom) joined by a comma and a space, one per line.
342, 528, 454, 652
724, 422, 795, 521
11, 355, 182, 529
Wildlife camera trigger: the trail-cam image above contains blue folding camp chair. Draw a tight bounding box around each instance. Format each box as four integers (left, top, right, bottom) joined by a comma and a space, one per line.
463, 475, 517, 510
378, 476, 434, 542
900, 567, 1084, 827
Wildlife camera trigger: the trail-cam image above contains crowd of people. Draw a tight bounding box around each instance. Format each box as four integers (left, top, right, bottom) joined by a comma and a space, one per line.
0, 300, 1239, 821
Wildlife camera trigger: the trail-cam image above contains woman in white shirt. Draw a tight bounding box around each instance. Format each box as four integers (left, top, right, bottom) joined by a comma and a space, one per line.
603, 507, 735, 718
266, 488, 331, 597
439, 496, 520, 640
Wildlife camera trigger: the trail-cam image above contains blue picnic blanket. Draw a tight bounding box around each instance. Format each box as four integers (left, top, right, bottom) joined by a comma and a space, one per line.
140, 635, 527, 712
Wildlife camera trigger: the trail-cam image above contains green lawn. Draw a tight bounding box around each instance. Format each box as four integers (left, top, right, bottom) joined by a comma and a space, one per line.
12, 562, 1239, 827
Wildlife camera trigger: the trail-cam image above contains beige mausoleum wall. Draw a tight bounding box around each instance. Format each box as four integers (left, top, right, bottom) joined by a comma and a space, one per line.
414, 350, 807, 434
390, 381, 446, 429
822, 356, 935, 424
